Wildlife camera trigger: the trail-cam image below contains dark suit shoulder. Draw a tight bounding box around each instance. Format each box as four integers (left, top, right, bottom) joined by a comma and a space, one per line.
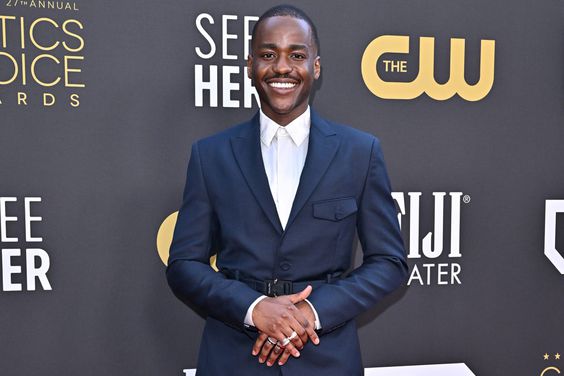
312, 109, 377, 140
333, 121, 377, 140
320, 118, 380, 153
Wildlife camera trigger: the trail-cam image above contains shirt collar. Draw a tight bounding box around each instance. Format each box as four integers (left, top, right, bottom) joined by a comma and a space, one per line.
260, 106, 311, 147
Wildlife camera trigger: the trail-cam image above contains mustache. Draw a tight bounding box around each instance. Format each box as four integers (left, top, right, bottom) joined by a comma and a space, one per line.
265, 74, 299, 81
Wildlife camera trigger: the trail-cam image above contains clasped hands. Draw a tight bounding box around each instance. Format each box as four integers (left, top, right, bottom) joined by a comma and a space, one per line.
251, 285, 320, 367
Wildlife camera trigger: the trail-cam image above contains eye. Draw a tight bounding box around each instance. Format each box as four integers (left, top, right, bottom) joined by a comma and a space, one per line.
291, 53, 306, 60
261, 52, 275, 59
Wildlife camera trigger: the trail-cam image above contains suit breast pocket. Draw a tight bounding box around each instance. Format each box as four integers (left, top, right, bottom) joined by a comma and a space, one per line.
312, 197, 358, 221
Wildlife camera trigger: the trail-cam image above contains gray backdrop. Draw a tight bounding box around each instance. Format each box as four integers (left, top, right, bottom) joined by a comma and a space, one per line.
1, 0, 563, 375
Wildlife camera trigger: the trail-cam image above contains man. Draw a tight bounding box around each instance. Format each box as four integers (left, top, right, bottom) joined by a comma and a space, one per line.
167, 5, 408, 375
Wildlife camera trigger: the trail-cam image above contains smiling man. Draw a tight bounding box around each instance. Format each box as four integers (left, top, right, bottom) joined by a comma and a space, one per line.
166, 5, 408, 375
247, 12, 320, 126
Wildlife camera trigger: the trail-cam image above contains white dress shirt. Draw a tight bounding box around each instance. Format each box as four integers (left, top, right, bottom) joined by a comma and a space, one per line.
260, 107, 310, 229
243, 106, 321, 329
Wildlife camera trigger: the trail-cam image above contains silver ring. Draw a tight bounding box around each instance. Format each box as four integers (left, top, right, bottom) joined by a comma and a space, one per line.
280, 337, 291, 346
288, 331, 297, 340
267, 337, 278, 346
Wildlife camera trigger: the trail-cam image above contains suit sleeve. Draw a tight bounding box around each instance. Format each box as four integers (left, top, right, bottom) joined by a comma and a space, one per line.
166, 141, 262, 328
307, 137, 408, 334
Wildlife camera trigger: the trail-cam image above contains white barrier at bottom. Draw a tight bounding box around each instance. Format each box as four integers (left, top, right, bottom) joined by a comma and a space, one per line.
182, 362, 476, 375
365, 363, 475, 375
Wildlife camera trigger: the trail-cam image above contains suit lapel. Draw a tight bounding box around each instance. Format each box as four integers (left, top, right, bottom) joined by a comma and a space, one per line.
286, 110, 341, 230
230, 110, 341, 234
230, 113, 283, 234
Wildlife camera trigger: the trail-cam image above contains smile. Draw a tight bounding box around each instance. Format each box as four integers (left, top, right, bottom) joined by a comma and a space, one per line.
268, 82, 297, 89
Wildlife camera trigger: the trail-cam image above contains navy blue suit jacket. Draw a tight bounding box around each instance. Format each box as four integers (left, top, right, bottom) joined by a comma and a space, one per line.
167, 110, 408, 375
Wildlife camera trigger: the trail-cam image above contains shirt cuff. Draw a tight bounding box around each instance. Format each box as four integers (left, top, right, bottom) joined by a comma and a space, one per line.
244, 295, 267, 327
304, 298, 322, 330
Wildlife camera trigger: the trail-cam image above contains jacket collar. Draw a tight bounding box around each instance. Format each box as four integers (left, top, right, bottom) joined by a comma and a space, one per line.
259, 106, 311, 147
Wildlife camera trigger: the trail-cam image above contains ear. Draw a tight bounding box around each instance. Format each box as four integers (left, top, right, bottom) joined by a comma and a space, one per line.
313, 56, 321, 80
246, 54, 253, 79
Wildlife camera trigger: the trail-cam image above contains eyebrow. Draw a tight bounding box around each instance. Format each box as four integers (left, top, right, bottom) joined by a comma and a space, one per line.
257, 43, 308, 51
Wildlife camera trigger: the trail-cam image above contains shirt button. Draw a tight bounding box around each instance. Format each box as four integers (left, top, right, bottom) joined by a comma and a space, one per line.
280, 262, 292, 271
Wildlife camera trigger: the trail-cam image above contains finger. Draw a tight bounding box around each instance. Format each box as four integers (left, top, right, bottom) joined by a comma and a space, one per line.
277, 347, 293, 366
252, 333, 268, 356
289, 329, 304, 351
258, 337, 276, 364
285, 315, 306, 349
297, 312, 319, 345
294, 324, 308, 348
268, 326, 303, 366
288, 285, 312, 304
305, 323, 320, 345
295, 301, 320, 345
276, 333, 301, 359
286, 305, 309, 345
266, 344, 284, 366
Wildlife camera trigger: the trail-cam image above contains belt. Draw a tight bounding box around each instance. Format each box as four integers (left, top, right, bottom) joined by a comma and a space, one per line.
221, 269, 337, 297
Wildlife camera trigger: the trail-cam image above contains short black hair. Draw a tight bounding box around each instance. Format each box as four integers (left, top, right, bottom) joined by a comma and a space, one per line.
251, 4, 320, 53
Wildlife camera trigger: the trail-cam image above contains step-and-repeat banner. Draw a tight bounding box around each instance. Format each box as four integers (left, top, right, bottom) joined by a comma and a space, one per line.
1, 0, 562, 375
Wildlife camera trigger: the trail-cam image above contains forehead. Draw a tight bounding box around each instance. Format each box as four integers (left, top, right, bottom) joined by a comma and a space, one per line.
253, 16, 314, 48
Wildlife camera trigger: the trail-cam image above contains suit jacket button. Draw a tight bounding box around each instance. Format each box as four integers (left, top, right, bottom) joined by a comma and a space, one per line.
280, 262, 292, 271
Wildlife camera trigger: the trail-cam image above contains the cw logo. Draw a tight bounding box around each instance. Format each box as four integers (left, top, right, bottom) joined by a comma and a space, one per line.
361, 35, 495, 101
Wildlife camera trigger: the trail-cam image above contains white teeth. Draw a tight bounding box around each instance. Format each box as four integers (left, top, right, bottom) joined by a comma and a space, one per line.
269, 82, 296, 89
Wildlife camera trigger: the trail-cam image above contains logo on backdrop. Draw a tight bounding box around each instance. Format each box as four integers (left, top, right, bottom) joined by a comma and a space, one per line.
156, 211, 177, 265
544, 200, 564, 274
194, 12, 259, 109
540, 352, 561, 375
5, 1, 79, 11
1, 197, 52, 292
0, 2, 85, 107
361, 35, 495, 101
392, 192, 470, 286
156, 211, 217, 270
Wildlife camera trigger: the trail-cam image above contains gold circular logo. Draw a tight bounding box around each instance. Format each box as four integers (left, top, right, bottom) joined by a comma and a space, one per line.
156, 211, 178, 265
156, 211, 218, 270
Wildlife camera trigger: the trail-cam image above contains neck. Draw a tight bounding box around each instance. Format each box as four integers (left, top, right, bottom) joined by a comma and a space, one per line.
260, 105, 309, 126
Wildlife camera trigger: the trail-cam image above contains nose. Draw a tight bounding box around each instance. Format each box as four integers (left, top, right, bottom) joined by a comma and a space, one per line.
273, 55, 292, 75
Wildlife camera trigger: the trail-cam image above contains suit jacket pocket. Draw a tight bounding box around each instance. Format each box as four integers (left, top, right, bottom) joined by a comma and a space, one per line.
312, 197, 358, 221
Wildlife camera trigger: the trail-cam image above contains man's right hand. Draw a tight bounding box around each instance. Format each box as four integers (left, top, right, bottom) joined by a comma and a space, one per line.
251, 285, 319, 360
